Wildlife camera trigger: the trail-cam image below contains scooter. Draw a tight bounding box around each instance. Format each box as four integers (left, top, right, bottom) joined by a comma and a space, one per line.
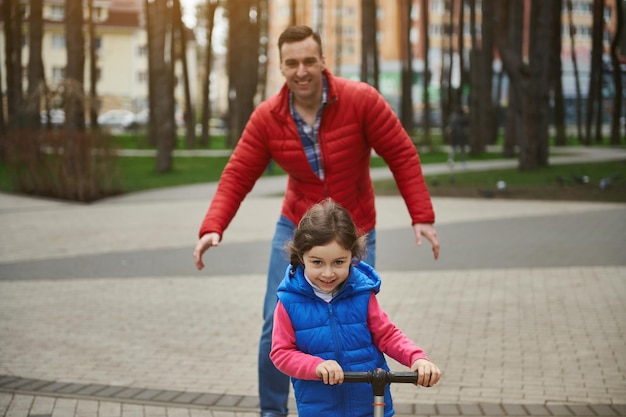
343, 368, 418, 417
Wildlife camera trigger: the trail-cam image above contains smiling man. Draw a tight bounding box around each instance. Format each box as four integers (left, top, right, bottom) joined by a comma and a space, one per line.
194, 25, 439, 417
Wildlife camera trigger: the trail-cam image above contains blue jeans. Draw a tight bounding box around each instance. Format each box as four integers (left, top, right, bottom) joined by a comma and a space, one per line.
258, 215, 376, 416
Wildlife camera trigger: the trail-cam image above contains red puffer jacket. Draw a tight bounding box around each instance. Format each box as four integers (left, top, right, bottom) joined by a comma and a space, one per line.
199, 69, 434, 239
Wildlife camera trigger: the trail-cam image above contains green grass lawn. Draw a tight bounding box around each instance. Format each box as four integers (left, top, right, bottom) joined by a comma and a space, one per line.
375, 159, 626, 203
1, 146, 624, 203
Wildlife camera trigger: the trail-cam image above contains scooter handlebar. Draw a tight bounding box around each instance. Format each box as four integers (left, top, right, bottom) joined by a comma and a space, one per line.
342, 369, 418, 394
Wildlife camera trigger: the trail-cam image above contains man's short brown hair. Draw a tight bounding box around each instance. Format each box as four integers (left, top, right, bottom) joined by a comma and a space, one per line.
278, 25, 323, 58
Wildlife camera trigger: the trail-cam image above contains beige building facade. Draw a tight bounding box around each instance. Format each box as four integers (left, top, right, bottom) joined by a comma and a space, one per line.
0, 0, 197, 116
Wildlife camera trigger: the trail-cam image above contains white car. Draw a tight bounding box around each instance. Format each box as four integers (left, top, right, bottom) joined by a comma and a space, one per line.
97, 109, 135, 131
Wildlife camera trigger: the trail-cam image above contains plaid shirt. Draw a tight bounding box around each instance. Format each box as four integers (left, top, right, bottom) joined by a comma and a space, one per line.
289, 75, 328, 180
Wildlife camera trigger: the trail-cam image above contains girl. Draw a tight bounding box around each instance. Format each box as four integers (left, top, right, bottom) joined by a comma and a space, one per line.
270, 198, 441, 417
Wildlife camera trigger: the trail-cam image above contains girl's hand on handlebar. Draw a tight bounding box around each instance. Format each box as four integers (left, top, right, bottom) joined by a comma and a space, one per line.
316, 360, 344, 385
411, 359, 442, 387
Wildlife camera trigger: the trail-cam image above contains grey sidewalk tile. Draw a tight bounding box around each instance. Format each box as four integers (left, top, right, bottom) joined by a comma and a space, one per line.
214, 395, 243, 407
393, 402, 414, 415
113, 387, 147, 399
133, 389, 163, 401
171, 392, 203, 404
1, 378, 38, 390
589, 404, 620, 416
74, 384, 109, 396
568, 405, 597, 416
502, 404, 529, 415
0, 376, 19, 386
547, 404, 575, 416
480, 403, 505, 415
19, 380, 54, 391
94, 385, 126, 397
415, 403, 438, 415
152, 390, 186, 402
459, 404, 483, 415
57, 383, 88, 394
611, 405, 626, 416
191, 393, 221, 406
524, 405, 551, 416
235, 395, 258, 409
37, 382, 71, 393
438, 404, 461, 415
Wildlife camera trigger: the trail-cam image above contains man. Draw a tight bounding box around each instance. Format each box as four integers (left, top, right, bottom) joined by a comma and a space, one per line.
194, 25, 440, 417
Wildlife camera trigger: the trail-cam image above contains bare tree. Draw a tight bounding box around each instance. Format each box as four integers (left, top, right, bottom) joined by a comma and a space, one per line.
608, 0, 623, 145
146, 0, 177, 172
334, 0, 343, 76
199, 0, 218, 146
566, 0, 583, 142
3, 0, 24, 129
26, 0, 45, 129
497, 0, 523, 157
173, 0, 196, 148
585, 0, 604, 145
226, 0, 260, 146
420, 0, 432, 145
88, 0, 99, 130
360, 0, 379, 89
497, 0, 554, 170
400, 0, 413, 131
468, 0, 495, 155
65, 0, 86, 132
550, 0, 566, 146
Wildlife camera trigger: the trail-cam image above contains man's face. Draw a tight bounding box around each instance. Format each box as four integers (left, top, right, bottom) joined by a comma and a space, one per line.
279, 36, 325, 103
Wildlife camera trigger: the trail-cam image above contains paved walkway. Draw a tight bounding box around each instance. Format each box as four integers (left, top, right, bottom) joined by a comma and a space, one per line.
0, 147, 625, 417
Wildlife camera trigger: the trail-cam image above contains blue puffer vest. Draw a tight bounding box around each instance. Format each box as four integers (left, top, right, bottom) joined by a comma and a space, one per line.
276, 261, 394, 417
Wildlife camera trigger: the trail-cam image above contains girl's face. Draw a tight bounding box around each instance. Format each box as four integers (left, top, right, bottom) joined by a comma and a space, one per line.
302, 240, 352, 293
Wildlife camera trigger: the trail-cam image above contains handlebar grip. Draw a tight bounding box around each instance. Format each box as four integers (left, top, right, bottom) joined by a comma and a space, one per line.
343, 371, 372, 383
387, 371, 418, 384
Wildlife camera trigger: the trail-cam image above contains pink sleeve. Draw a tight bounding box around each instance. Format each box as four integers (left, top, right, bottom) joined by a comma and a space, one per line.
368, 293, 429, 367
270, 301, 324, 380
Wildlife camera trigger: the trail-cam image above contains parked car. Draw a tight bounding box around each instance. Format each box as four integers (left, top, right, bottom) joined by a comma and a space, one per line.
40, 109, 65, 127
97, 109, 135, 131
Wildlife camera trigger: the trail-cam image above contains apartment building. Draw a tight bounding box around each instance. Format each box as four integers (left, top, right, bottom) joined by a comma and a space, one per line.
264, 0, 623, 109
0, 0, 197, 115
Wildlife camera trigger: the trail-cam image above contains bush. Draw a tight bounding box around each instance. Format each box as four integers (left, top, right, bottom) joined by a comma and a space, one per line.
3, 128, 122, 202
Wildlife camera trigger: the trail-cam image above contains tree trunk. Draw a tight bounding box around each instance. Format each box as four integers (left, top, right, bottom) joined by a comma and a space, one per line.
550, 0, 566, 146
400, 0, 413, 132
421, 0, 431, 145
609, 0, 623, 145
26, 0, 44, 129
456, 0, 465, 108
227, 0, 260, 146
199, 0, 218, 146
147, 0, 176, 172
469, 0, 494, 154
360, 0, 379, 89
566, 0, 583, 143
496, 0, 524, 158
520, 0, 552, 170
3, 0, 24, 129
173, 0, 195, 148
585, 0, 604, 145
88, 0, 99, 130
335, 0, 343, 77
65, 0, 86, 132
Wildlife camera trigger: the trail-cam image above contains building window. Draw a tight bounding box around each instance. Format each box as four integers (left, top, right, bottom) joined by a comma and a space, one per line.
51, 34, 65, 49
138, 45, 148, 56
138, 71, 148, 83
50, 4, 64, 20
52, 66, 65, 82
